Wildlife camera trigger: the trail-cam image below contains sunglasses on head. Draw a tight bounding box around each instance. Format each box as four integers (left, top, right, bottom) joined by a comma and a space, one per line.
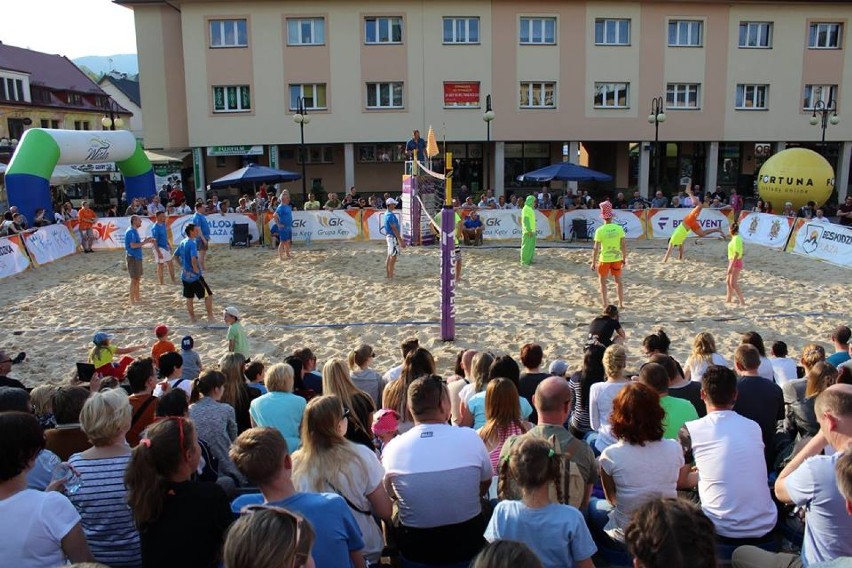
241, 505, 311, 567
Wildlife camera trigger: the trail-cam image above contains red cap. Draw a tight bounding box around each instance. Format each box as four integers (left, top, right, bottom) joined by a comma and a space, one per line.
154, 324, 169, 337
600, 201, 614, 219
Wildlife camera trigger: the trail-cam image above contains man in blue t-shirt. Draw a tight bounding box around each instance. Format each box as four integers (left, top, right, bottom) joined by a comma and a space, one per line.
175, 223, 213, 322
463, 211, 484, 245
231, 427, 367, 568
405, 129, 427, 161
274, 190, 294, 261
150, 211, 176, 285
190, 201, 211, 271
125, 215, 153, 305
384, 198, 404, 279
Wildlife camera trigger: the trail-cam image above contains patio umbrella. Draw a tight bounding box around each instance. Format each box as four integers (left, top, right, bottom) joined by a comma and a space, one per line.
517, 162, 613, 182
208, 163, 301, 189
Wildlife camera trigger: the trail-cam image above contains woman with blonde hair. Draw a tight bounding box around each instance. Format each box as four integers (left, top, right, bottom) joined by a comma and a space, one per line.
478, 378, 530, 474
457, 352, 496, 425
781, 362, 837, 444
292, 395, 392, 566
382, 347, 436, 432
249, 363, 306, 452
68, 388, 141, 567
588, 344, 630, 454
223, 505, 315, 568
218, 352, 259, 433
684, 332, 728, 383
348, 344, 386, 407
30, 384, 58, 429
322, 359, 375, 449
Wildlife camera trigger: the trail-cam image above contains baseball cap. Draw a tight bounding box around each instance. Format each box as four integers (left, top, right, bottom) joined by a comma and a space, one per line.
372, 409, 400, 435
386, 198, 398, 207
223, 306, 241, 319
92, 331, 113, 345
600, 201, 614, 219
548, 359, 569, 377
154, 324, 169, 337
181, 335, 194, 351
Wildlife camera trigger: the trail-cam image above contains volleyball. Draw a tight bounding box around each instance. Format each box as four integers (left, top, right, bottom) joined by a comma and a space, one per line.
756, 148, 834, 210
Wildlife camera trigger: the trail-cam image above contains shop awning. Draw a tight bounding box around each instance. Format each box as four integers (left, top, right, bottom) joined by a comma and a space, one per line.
50, 165, 90, 185
145, 150, 190, 163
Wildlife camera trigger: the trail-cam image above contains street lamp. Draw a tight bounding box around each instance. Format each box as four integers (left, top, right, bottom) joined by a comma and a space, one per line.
292, 97, 311, 201
809, 98, 840, 150
483, 94, 495, 192
648, 96, 667, 194
101, 99, 124, 130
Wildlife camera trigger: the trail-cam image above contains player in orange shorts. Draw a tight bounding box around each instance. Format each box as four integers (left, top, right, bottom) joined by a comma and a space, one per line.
591, 202, 627, 309
663, 186, 726, 262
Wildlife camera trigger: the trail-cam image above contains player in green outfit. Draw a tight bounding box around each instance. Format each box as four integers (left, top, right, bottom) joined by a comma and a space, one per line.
520, 195, 537, 266
591, 201, 627, 309
224, 306, 250, 358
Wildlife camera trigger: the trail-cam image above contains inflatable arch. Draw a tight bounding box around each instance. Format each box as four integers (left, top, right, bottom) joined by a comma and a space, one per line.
5, 129, 155, 224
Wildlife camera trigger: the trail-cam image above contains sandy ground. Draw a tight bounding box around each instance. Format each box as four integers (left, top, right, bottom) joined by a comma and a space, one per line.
1, 238, 848, 388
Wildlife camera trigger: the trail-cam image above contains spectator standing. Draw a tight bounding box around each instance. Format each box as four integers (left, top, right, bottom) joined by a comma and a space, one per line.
837, 195, 852, 226
77, 201, 97, 253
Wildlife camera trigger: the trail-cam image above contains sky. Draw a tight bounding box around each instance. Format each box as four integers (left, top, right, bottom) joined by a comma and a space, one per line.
0, 0, 137, 58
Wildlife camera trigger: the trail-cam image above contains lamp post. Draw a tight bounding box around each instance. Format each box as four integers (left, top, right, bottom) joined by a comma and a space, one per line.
101, 99, 124, 131
809, 98, 840, 153
648, 96, 666, 194
292, 97, 311, 201
483, 94, 495, 192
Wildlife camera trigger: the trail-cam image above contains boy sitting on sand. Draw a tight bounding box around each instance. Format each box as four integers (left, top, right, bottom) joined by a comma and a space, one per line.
224, 306, 250, 359
151, 324, 176, 368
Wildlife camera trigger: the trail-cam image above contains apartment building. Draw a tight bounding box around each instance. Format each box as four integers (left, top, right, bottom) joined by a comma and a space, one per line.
120, 0, 852, 202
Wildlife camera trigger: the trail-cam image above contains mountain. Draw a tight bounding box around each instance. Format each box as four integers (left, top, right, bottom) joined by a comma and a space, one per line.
73, 54, 138, 77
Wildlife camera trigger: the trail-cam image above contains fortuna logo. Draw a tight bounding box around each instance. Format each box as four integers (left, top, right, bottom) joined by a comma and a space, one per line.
85, 136, 112, 161
657, 216, 669, 231
802, 224, 823, 254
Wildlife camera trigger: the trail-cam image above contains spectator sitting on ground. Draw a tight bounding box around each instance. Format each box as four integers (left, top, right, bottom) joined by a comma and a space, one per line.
248, 363, 306, 453
382, 346, 436, 433
587, 305, 626, 348
625, 498, 717, 568
179, 335, 202, 384
589, 344, 630, 454
189, 370, 243, 486
568, 345, 606, 439
450, 349, 477, 425
348, 344, 386, 407
462, 354, 531, 430
382, 375, 492, 567
382, 337, 420, 384
734, 384, 852, 567
0, 349, 26, 389
731, 344, 785, 465
219, 352, 261, 434
479, 378, 531, 475
150, 324, 175, 369
45, 386, 92, 461
456, 351, 495, 428
784, 343, 828, 404
678, 366, 778, 545
650, 353, 705, 417
0, 386, 62, 491
30, 384, 58, 430
769, 340, 799, 386
739, 331, 776, 381
638, 362, 698, 440
126, 358, 160, 447
88, 332, 145, 380
779, 361, 838, 449
471, 540, 543, 568
68, 388, 142, 567
230, 427, 367, 568
683, 332, 728, 383
463, 211, 484, 245
245, 360, 266, 394
292, 395, 392, 566
518, 343, 549, 422
153, 351, 192, 398
222, 504, 316, 568
293, 347, 323, 393
828, 325, 852, 368
322, 359, 376, 450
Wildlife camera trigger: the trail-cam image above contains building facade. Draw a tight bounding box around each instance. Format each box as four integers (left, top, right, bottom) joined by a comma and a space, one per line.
121, 0, 852, 203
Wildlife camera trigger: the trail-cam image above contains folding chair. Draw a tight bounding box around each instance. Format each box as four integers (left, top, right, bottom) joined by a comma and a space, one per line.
230, 223, 251, 247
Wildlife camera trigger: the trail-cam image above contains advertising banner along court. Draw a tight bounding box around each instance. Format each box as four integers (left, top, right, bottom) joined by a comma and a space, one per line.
171, 213, 261, 246
267, 210, 361, 243
67, 216, 155, 250
786, 218, 852, 268
0, 235, 31, 279
554, 209, 646, 240
737, 212, 795, 250
645, 207, 735, 239
471, 209, 553, 240
22, 224, 78, 265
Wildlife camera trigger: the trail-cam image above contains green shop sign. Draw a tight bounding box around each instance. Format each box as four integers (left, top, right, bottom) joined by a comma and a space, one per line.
206, 145, 264, 156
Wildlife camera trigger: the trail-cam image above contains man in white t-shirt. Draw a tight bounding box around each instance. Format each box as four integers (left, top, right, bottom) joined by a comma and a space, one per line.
382, 375, 492, 566
678, 365, 777, 543
382, 337, 419, 384
734, 384, 852, 568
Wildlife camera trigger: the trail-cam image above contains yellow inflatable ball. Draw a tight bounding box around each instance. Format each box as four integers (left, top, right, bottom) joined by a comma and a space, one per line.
757, 148, 834, 210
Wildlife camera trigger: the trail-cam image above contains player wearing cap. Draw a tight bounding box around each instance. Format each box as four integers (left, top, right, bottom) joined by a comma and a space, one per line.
223, 306, 250, 358
663, 183, 726, 263
384, 198, 405, 279
591, 202, 627, 310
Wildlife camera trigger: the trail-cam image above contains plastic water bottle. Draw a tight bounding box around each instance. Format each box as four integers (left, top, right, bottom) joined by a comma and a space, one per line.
305, 231, 312, 247
51, 463, 83, 494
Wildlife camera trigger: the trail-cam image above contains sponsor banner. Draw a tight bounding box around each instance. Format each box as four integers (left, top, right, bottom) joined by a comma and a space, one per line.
67, 216, 156, 250
0, 235, 31, 279
443, 82, 480, 106
206, 145, 264, 157
170, 213, 261, 246
363, 209, 403, 240
787, 218, 852, 268
22, 224, 78, 265
738, 211, 795, 250
469, 209, 553, 241
267, 210, 360, 242
646, 207, 734, 239
554, 209, 646, 240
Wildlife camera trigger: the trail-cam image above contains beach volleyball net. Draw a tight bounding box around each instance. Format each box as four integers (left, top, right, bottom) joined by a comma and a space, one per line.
402, 159, 445, 246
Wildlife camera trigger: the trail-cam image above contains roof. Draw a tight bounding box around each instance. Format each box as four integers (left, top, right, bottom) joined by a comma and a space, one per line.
101, 75, 141, 107
0, 43, 102, 94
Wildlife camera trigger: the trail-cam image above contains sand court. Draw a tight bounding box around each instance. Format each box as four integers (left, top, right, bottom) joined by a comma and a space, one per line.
0, 239, 847, 387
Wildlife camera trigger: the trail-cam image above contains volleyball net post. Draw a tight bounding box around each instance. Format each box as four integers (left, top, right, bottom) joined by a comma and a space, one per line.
439, 152, 455, 341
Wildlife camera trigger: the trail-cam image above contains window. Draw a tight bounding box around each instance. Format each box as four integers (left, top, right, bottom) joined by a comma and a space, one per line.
666, 83, 701, 109
594, 82, 629, 108
73, 121, 90, 130
51, 120, 60, 129
287, 18, 325, 45
520, 17, 556, 45
289, 84, 327, 110
443, 17, 479, 44
366, 82, 403, 109
40, 119, 49, 128
595, 19, 630, 45
365, 17, 402, 44
209, 19, 248, 48
505, 142, 551, 188
358, 143, 407, 163
519, 82, 555, 108
297, 145, 334, 164
809, 22, 842, 49
736, 84, 768, 109
67, 92, 82, 105
803, 84, 837, 110
738, 22, 772, 48
213, 85, 252, 112
668, 20, 703, 46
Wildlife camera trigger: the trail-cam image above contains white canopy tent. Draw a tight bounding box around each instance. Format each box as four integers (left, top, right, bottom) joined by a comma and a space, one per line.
50, 165, 90, 185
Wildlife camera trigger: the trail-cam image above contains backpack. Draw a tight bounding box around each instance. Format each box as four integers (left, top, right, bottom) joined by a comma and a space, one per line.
499, 429, 587, 510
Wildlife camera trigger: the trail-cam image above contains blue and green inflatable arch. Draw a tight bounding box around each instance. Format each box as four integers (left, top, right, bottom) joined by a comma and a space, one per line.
5, 128, 155, 224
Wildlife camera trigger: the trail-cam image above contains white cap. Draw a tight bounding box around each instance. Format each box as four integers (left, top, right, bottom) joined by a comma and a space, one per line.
386, 198, 398, 207
223, 306, 240, 319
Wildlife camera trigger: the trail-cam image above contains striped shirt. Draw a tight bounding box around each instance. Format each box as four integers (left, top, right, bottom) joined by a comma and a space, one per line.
67, 453, 142, 567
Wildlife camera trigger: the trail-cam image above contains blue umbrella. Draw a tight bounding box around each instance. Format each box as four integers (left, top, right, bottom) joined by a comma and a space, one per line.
517, 162, 613, 182
208, 163, 301, 189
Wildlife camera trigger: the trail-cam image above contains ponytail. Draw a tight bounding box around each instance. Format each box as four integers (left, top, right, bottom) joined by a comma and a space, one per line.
191, 370, 226, 404
347, 351, 357, 370
189, 378, 202, 404
497, 453, 512, 501
548, 441, 564, 505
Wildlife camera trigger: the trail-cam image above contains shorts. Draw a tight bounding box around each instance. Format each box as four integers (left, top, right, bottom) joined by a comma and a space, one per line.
278, 226, 292, 242
730, 258, 744, 269
197, 238, 208, 251
182, 276, 212, 299
683, 208, 701, 233
597, 261, 623, 277
387, 237, 400, 258
127, 256, 143, 279
152, 247, 171, 264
